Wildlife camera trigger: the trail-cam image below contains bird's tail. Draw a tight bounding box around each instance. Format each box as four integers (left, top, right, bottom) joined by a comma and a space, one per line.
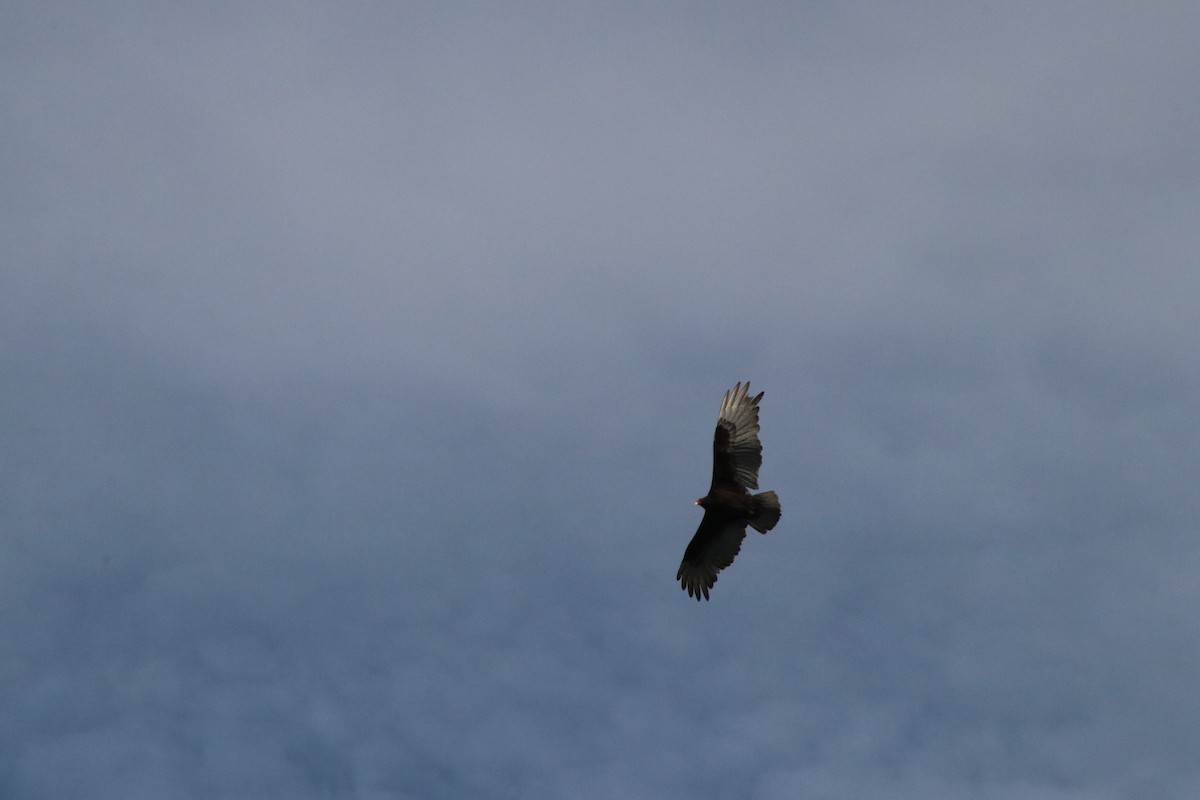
748, 491, 781, 533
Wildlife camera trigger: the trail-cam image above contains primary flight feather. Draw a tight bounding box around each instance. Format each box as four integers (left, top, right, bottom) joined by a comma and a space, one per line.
676, 382, 781, 600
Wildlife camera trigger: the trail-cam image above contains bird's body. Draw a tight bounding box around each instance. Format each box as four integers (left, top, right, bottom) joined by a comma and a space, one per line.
698, 486, 756, 516
676, 382, 781, 600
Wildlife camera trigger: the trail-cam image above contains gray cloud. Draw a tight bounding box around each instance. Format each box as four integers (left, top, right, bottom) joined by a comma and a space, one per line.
3, 1, 1199, 798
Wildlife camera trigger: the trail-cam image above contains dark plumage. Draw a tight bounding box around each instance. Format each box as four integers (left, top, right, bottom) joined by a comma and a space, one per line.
676, 382, 781, 600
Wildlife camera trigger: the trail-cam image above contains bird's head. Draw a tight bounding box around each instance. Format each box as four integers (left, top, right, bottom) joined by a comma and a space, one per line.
695, 497, 707, 508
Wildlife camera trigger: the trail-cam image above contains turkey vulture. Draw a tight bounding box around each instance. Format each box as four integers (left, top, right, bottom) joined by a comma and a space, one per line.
676, 382, 781, 600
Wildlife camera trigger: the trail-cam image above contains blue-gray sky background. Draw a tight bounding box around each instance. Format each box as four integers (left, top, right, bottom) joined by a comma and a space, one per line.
4, 2, 1199, 798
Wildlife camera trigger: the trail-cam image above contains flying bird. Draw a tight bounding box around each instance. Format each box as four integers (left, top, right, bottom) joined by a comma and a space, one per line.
677, 382, 781, 600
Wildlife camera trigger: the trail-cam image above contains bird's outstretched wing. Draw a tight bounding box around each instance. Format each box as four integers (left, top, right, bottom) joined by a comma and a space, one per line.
710, 381, 764, 491
676, 513, 749, 601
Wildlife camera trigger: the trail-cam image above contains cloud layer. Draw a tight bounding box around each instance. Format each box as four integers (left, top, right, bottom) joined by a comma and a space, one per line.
4, 2, 1199, 798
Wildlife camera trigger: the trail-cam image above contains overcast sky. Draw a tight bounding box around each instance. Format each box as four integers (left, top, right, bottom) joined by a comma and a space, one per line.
4, 1, 1199, 798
